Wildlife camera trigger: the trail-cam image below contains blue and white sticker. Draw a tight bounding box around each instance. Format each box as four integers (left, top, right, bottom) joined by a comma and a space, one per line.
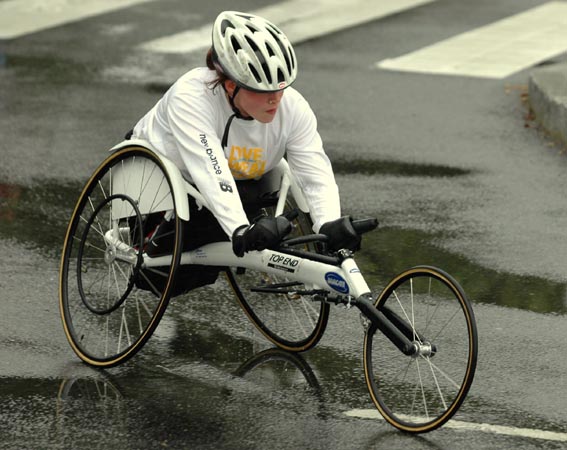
325, 272, 349, 294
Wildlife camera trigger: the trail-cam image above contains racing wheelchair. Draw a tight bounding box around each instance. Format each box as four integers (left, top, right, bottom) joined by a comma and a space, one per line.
59, 141, 478, 433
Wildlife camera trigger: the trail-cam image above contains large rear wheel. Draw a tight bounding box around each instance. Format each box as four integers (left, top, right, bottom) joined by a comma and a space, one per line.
59, 147, 183, 367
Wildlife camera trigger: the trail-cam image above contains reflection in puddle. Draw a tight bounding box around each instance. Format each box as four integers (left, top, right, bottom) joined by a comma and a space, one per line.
0, 342, 326, 449
233, 348, 321, 393
56, 375, 126, 446
52, 346, 324, 449
58, 376, 122, 402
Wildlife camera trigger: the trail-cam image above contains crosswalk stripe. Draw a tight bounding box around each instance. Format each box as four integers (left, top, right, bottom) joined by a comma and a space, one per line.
139, 0, 437, 54
0, 0, 156, 40
377, 1, 567, 79
345, 409, 567, 442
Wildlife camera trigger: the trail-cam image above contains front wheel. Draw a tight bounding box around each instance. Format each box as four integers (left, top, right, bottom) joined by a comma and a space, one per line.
363, 266, 478, 433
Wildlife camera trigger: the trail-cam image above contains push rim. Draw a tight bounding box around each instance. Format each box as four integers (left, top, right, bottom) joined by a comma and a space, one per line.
76, 193, 144, 315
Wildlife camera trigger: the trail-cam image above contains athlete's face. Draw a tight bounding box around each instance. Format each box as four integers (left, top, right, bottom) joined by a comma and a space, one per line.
225, 81, 284, 123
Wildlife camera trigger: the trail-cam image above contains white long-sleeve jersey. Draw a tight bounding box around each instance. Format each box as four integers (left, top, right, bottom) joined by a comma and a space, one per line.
132, 67, 340, 238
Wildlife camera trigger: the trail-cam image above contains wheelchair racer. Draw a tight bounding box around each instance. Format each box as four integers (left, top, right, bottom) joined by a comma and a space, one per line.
128, 10, 360, 258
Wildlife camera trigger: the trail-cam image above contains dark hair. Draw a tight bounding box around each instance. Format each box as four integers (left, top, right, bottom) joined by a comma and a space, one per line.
206, 47, 229, 90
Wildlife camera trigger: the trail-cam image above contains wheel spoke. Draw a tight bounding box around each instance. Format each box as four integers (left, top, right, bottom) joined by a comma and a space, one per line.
422, 355, 462, 391
424, 356, 449, 410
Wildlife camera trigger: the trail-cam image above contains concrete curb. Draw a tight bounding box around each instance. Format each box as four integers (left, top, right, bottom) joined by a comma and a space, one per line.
528, 62, 567, 145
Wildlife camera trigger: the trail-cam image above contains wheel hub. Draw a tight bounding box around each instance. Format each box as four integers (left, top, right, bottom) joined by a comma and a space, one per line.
411, 341, 436, 358
104, 245, 117, 265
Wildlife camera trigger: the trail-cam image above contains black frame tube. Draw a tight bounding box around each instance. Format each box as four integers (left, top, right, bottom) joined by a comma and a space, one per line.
355, 295, 417, 356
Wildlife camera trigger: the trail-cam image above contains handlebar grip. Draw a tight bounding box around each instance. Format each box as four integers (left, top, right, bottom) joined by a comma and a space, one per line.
352, 218, 379, 235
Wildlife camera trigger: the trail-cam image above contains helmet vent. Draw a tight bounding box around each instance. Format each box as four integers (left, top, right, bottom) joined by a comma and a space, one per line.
262, 62, 272, 83
266, 23, 282, 35
282, 50, 292, 74
236, 13, 254, 20
248, 63, 262, 83
245, 35, 260, 53
266, 43, 276, 57
230, 35, 242, 52
265, 27, 280, 42
244, 35, 272, 83
277, 68, 285, 83
245, 24, 259, 33
220, 19, 234, 37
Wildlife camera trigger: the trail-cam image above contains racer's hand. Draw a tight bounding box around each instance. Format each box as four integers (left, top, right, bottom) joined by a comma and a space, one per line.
232, 215, 292, 257
319, 216, 361, 252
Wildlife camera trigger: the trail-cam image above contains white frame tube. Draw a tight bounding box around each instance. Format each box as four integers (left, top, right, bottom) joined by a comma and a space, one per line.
143, 242, 371, 299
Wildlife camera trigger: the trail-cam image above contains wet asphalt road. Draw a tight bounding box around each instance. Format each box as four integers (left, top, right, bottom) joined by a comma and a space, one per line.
1, 0, 567, 449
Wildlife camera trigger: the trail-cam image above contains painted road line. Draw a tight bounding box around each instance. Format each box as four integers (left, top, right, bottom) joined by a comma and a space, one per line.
345, 409, 567, 442
0, 0, 156, 40
377, 1, 567, 79
139, 0, 437, 54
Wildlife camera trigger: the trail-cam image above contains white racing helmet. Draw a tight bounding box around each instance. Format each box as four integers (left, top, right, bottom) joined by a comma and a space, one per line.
212, 11, 298, 92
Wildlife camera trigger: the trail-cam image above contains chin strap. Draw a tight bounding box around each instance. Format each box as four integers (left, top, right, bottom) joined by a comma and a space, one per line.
221, 85, 253, 149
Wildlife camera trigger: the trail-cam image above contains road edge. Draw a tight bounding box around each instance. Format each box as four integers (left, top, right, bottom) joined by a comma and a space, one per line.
528, 62, 567, 145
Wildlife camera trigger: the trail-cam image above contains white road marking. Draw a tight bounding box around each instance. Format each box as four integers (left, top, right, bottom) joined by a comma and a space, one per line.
0, 0, 155, 40
139, 0, 437, 54
345, 409, 567, 442
377, 1, 567, 79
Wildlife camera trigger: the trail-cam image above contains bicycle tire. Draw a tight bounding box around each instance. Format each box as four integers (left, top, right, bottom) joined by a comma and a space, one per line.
363, 266, 478, 433
59, 146, 183, 367
227, 199, 330, 352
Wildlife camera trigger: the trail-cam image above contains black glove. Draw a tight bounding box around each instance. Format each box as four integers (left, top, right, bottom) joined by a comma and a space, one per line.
319, 216, 361, 252
232, 215, 292, 257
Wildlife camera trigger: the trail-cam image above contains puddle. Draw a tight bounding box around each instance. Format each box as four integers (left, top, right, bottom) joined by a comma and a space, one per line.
357, 227, 567, 316
0, 331, 328, 450
1, 54, 96, 82
0, 180, 82, 257
332, 158, 471, 177
144, 82, 171, 94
